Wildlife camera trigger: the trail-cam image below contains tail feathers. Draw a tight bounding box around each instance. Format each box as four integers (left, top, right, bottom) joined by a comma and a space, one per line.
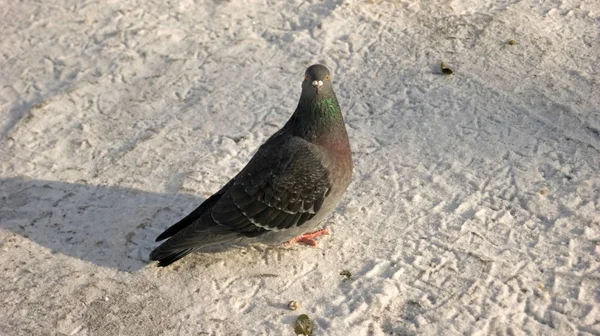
155, 192, 223, 242
150, 247, 195, 267
150, 232, 240, 266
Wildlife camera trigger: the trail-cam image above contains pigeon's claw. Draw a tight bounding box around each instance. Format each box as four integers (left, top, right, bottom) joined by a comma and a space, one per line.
286, 228, 330, 247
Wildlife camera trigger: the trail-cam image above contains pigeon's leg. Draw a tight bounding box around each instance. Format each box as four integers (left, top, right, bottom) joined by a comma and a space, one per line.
286, 228, 330, 247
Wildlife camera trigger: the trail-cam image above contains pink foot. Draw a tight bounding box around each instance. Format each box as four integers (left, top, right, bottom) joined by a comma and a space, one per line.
286, 228, 330, 247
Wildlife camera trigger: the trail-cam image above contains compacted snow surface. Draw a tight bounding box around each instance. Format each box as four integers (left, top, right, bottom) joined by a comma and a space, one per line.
1, 0, 599, 335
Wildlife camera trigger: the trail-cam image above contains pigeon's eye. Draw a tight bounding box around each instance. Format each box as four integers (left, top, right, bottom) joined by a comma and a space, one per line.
326, 74, 330, 80
305, 75, 309, 80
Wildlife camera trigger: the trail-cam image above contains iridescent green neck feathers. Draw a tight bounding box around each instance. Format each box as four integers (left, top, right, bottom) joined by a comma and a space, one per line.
291, 95, 349, 149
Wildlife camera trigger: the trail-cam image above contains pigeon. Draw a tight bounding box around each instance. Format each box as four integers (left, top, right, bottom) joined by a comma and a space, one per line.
150, 64, 353, 266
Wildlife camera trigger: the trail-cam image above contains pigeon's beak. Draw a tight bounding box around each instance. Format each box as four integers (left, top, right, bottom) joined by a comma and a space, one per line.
312, 80, 323, 93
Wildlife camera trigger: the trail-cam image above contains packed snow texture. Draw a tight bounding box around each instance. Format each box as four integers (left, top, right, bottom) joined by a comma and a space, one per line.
1, 0, 599, 335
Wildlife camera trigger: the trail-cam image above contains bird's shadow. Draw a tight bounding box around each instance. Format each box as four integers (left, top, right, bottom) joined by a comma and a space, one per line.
0, 176, 203, 271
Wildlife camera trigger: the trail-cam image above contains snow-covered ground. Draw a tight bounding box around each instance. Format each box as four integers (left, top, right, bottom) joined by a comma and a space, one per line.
1, 0, 599, 334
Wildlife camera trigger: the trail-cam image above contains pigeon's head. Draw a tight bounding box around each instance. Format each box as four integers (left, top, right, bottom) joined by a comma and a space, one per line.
302, 64, 334, 98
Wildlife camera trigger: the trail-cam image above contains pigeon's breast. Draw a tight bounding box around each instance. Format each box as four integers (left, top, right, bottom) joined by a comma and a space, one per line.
326, 147, 353, 194
307, 147, 353, 223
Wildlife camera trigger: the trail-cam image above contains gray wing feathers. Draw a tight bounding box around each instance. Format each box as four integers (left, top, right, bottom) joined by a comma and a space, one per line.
221, 138, 331, 232
151, 137, 332, 261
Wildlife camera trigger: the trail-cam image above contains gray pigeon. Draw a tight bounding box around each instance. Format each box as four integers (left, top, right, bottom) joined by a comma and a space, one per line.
150, 64, 353, 266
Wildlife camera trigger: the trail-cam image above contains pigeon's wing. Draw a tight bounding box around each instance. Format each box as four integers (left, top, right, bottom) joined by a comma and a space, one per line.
212, 136, 333, 236
154, 181, 231, 242
150, 137, 332, 262
152, 129, 291, 244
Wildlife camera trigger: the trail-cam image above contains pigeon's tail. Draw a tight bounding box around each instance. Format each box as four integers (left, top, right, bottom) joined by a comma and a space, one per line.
155, 192, 224, 242
150, 248, 195, 267
150, 228, 240, 267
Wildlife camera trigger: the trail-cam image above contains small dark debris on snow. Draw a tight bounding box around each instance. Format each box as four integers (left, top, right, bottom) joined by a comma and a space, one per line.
340, 270, 352, 281
294, 314, 313, 335
440, 62, 453, 75
288, 300, 299, 310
